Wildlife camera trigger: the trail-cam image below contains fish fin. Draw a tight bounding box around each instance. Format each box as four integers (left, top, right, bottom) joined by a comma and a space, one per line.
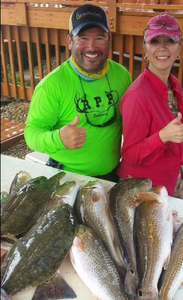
91, 190, 101, 202
1, 288, 12, 300
136, 191, 162, 203
1, 234, 18, 244
163, 252, 171, 271
32, 272, 77, 300
73, 236, 85, 251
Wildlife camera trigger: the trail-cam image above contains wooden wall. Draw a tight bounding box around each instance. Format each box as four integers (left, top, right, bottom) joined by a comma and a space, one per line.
1, 0, 183, 100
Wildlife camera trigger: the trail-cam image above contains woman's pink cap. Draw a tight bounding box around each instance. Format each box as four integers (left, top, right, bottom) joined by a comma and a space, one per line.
144, 14, 181, 43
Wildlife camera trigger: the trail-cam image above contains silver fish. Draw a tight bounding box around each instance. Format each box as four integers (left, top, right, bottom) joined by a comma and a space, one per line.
74, 180, 126, 273
135, 186, 173, 300
108, 177, 152, 296
70, 224, 128, 300
159, 222, 183, 300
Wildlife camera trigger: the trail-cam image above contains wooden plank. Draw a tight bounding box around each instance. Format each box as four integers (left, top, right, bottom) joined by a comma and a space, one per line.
128, 35, 135, 79
15, 3, 27, 26
15, 26, 26, 99
1, 82, 33, 99
45, 28, 51, 74
27, 7, 72, 30
34, 27, 44, 81
1, 3, 27, 26
55, 29, 61, 67
108, 0, 117, 32
1, 30, 10, 95
26, 26, 35, 92
0, 118, 25, 152
7, 26, 18, 98
113, 34, 124, 65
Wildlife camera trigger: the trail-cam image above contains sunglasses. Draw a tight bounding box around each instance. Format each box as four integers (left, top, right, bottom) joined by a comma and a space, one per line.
148, 20, 179, 31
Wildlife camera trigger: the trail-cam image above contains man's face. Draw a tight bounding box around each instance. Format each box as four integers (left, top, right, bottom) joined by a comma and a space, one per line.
67, 26, 110, 74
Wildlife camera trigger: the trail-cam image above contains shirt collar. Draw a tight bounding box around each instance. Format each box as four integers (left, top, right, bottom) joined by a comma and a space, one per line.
69, 55, 109, 81
144, 68, 179, 96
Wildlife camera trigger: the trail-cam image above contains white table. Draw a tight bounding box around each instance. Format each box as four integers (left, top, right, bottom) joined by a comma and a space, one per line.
1, 155, 183, 300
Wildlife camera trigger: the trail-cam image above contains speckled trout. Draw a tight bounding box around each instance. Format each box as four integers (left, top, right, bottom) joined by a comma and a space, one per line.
159, 222, 183, 300
74, 180, 126, 273
108, 177, 152, 296
70, 224, 128, 300
135, 186, 173, 300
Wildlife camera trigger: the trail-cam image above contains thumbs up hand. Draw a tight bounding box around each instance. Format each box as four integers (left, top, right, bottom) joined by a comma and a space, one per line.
159, 112, 183, 144
59, 116, 86, 149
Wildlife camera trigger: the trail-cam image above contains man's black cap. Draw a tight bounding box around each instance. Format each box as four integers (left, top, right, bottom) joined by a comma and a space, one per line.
69, 4, 109, 36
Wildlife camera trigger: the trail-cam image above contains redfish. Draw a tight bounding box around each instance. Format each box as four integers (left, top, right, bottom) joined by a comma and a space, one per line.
108, 177, 152, 296
159, 222, 183, 300
135, 186, 173, 300
74, 180, 126, 273
70, 224, 128, 300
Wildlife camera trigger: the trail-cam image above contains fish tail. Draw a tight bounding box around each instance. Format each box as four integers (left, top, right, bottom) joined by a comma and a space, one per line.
1, 288, 12, 300
136, 191, 162, 203
32, 272, 77, 300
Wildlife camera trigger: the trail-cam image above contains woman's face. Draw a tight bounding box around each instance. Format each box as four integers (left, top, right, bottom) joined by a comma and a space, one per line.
67, 27, 110, 74
144, 36, 181, 76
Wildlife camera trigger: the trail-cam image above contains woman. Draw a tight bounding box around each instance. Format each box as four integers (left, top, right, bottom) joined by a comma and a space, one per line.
116, 14, 183, 197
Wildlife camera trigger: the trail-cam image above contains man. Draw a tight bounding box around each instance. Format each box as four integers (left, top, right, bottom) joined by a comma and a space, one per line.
24, 4, 131, 182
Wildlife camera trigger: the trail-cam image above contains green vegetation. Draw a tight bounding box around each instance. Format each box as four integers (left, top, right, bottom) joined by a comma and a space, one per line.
6, 64, 30, 87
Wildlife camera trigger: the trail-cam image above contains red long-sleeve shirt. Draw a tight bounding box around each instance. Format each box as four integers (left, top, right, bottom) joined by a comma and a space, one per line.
116, 68, 183, 196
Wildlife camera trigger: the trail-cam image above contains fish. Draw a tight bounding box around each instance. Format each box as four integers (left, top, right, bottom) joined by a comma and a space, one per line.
1, 204, 78, 297
159, 222, 183, 300
135, 185, 173, 300
1, 176, 53, 238
74, 180, 126, 273
49, 181, 80, 209
48, 171, 66, 190
70, 224, 129, 300
108, 177, 152, 296
9, 171, 32, 196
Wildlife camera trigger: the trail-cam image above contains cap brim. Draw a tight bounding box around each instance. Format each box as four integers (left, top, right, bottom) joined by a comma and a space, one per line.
71, 21, 109, 36
146, 30, 180, 43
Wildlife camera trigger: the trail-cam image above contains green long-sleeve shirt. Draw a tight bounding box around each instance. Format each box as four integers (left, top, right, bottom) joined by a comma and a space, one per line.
24, 59, 131, 176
